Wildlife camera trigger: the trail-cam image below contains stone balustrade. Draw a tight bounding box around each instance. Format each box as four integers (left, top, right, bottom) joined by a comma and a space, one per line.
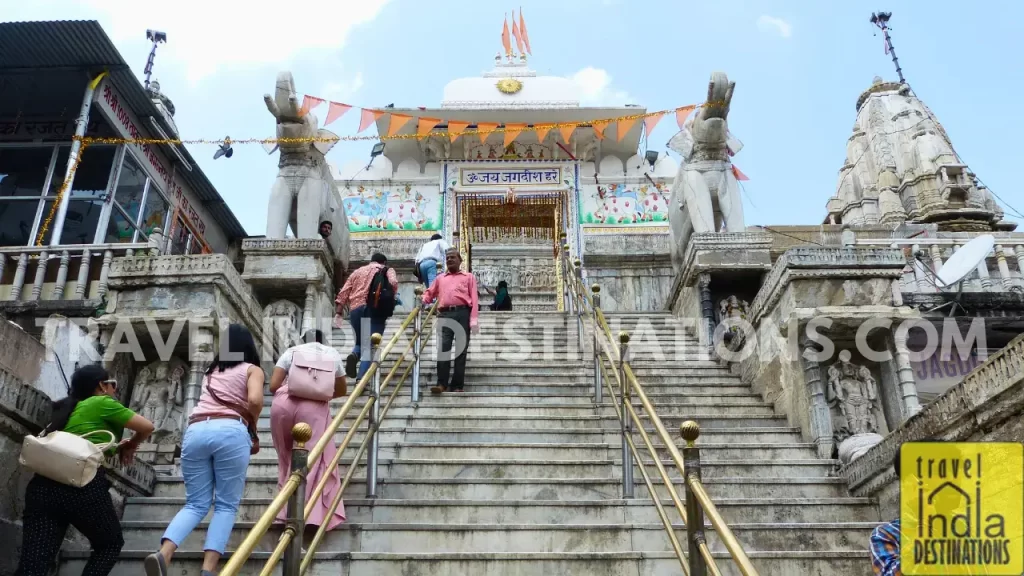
854, 236, 1024, 293
0, 242, 154, 302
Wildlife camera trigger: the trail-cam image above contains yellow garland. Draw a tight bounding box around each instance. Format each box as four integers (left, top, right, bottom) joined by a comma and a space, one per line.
78, 102, 717, 146
35, 143, 88, 246
32, 101, 718, 246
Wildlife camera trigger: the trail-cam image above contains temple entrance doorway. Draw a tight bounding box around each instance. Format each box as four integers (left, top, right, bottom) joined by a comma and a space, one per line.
455, 192, 566, 311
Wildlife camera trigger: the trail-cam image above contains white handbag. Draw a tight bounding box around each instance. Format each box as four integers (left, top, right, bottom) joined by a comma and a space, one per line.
19, 429, 117, 487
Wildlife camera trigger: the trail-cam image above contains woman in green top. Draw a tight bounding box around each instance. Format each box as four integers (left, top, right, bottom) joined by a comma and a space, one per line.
16, 364, 155, 576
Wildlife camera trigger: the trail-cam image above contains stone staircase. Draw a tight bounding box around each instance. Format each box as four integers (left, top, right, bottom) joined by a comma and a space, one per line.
61, 310, 876, 575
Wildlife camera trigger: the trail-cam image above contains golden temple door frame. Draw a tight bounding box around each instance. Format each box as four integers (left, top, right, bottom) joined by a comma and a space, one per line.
454, 190, 567, 311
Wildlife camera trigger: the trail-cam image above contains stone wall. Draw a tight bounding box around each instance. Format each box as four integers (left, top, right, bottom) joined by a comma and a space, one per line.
840, 333, 1024, 520
583, 233, 673, 312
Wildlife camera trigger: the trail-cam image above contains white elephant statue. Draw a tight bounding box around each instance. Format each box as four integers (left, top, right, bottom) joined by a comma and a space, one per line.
264, 71, 350, 270
667, 71, 746, 270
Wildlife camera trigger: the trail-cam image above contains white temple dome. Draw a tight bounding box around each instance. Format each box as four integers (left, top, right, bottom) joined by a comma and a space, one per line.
442, 56, 580, 109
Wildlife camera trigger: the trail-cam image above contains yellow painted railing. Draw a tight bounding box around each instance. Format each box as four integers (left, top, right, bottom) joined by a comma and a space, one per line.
220, 284, 440, 576
558, 238, 759, 576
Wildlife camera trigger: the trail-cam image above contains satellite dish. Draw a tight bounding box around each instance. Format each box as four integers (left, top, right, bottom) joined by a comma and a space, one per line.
935, 234, 994, 288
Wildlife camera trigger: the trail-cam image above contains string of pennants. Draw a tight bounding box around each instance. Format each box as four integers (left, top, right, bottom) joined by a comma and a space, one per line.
296, 96, 701, 148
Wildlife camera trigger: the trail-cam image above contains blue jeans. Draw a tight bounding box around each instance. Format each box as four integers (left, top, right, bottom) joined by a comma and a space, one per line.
419, 259, 439, 288
349, 305, 388, 381
162, 418, 251, 554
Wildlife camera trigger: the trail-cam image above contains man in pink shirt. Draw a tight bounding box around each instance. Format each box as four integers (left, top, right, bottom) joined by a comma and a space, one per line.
422, 248, 479, 394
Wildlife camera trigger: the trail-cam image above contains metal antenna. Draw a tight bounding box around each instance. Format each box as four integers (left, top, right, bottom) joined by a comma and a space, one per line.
870, 12, 905, 84
143, 30, 168, 90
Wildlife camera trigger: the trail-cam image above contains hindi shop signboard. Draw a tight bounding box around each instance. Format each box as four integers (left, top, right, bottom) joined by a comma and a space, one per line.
92, 79, 208, 238
911, 349, 988, 402
459, 166, 563, 188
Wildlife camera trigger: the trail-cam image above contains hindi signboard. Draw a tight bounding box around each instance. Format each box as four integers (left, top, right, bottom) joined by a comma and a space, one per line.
459, 167, 562, 187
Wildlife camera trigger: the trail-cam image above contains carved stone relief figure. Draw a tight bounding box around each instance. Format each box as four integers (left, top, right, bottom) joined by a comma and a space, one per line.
826, 350, 884, 464
716, 295, 750, 352
129, 357, 188, 462
264, 299, 303, 351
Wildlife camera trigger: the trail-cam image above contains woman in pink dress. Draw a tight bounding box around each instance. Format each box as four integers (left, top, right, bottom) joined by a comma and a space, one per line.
269, 329, 348, 538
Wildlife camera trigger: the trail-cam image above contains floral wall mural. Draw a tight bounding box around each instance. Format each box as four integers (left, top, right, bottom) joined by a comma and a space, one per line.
579, 182, 670, 225
341, 183, 442, 232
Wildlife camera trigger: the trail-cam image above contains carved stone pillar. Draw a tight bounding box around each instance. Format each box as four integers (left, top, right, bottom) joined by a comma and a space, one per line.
995, 245, 1013, 291
800, 340, 834, 459
911, 243, 929, 292
976, 254, 993, 290
1015, 246, 1024, 290
892, 327, 922, 417
302, 283, 316, 334
928, 244, 944, 279
697, 273, 714, 354
183, 326, 215, 423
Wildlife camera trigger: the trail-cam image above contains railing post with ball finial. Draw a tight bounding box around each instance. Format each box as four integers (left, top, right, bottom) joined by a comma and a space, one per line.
282, 422, 313, 576
591, 284, 602, 404
619, 330, 634, 498
413, 286, 424, 403
681, 421, 707, 576
366, 332, 383, 498
573, 258, 584, 355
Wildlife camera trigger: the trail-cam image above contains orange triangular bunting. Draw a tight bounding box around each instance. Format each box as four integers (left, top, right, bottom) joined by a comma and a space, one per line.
417, 117, 441, 137
591, 120, 610, 140
732, 165, 750, 181
358, 108, 384, 133
448, 120, 470, 141
558, 125, 575, 144
533, 124, 552, 143
643, 112, 665, 137
503, 123, 526, 147
477, 122, 498, 141
675, 105, 696, 129
387, 113, 413, 137
615, 117, 639, 142
324, 102, 352, 126
299, 95, 325, 117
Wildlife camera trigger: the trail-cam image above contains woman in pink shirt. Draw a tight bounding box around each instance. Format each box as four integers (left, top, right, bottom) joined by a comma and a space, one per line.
145, 324, 264, 576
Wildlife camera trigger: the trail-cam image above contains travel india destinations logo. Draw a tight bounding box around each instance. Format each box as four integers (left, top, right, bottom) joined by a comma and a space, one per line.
901, 442, 1024, 574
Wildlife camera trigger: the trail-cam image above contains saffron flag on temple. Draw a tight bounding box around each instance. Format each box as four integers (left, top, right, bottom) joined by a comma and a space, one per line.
533, 124, 552, 143
477, 122, 499, 140
417, 117, 441, 137
591, 120, 610, 140
387, 113, 413, 137
504, 123, 526, 147
643, 112, 665, 138
511, 11, 525, 55
520, 9, 532, 55
501, 17, 512, 56
732, 165, 750, 181
298, 95, 325, 117
324, 102, 352, 126
675, 105, 696, 129
358, 108, 384, 133
448, 120, 470, 141
615, 117, 639, 142
558, 125, 574, 144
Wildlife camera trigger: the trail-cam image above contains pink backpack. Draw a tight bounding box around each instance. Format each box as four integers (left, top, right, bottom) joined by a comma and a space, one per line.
286, 349, 337, 401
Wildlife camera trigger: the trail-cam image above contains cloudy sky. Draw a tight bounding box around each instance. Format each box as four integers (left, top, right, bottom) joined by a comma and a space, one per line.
7, 0, 1023, 233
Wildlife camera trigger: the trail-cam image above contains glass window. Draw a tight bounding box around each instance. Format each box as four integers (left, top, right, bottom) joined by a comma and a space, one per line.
0, 199, 43, 246
112, 153, 147, 222
37, 198, 106, 245
104, 207, 138, 244
49, 146, 117, 199
139, 186, 169, 237
0, 147, 54, 198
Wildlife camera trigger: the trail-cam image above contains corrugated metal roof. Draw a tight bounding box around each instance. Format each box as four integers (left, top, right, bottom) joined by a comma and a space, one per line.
0, 20, 247, 240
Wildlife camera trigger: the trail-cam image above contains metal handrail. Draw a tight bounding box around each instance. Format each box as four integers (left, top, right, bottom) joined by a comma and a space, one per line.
558, 243, 759, 576
220, 284, 440, 576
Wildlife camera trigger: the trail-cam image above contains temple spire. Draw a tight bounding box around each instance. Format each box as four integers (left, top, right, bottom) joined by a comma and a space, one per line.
870, 12, 905, 84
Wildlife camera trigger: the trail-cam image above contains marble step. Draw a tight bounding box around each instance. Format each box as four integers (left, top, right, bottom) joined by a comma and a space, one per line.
114, 521, 878, 554
153, 475, 854, 501
123, 496, 879, 525
60, 550, 871, 576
